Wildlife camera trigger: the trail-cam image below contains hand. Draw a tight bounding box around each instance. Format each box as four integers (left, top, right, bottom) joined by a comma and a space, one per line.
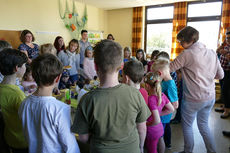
28, 58, 32, 64
29, 84, 37, 89
140, 147, 144, 153
219, 49, 228, 55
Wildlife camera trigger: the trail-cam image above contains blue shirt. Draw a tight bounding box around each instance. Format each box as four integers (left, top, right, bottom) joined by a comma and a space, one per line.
18, 43, 39, 60
160, 80, 178, 123
19, 95, 80, 153
79, 39, 91, 65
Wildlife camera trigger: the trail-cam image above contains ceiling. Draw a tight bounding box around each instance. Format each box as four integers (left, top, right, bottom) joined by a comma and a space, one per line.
74, 0, 200, 10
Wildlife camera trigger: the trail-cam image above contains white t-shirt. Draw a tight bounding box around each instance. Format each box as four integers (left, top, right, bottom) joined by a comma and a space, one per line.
19, 95, 80, 153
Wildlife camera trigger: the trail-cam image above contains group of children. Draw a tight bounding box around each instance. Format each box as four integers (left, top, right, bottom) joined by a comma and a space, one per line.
2, 26, 220, 153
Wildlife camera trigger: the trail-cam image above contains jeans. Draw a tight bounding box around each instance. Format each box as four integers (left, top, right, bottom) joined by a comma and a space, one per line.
181, 99, 216, 153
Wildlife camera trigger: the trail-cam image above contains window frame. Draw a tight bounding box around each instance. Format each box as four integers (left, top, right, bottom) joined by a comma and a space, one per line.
144, 3, 174, 56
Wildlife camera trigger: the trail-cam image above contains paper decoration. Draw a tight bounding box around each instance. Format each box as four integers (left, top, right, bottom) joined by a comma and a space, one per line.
59, 0, 88, 39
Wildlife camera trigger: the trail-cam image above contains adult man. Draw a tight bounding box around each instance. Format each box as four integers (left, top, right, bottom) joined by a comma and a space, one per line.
79, 30, 91, 68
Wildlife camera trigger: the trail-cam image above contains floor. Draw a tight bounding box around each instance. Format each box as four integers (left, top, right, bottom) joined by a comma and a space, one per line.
166, 103, 230, 153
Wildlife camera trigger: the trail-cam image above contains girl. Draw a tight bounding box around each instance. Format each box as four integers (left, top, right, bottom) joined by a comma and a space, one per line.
83, 46, 97, 80
144, 72, 174, 153
54, 36, 65, 55
40, 43, 57, 55
136, 49, 147, 74
58, 39, 80, 84
21, 65, 37, 95
147, 50, 159, 72
123, 47, 132, 62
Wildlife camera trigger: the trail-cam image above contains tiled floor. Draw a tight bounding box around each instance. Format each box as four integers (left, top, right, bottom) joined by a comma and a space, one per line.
166, 104, 230, 153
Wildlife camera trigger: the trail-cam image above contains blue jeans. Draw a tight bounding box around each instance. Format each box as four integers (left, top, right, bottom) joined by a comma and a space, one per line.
181, 99, 216, 153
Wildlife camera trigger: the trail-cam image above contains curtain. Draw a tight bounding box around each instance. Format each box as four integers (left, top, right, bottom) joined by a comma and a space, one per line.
171, 2, 187, 59
132, 7, 143, 56
219, 0, 230, 44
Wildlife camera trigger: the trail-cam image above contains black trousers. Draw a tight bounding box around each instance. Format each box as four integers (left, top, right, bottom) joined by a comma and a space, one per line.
223, 71, 230, 108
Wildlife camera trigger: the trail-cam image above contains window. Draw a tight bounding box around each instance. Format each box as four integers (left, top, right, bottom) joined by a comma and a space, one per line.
145, 5, 173, 56
187, 1, 222, 51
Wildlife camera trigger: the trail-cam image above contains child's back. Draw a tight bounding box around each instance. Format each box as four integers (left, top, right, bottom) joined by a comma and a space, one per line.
19, 95, 79, 153
72, 84, 148, 153
18, 53, 80, 153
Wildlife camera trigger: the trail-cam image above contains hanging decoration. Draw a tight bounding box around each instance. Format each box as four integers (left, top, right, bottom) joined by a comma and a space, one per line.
59, 0, 88, 39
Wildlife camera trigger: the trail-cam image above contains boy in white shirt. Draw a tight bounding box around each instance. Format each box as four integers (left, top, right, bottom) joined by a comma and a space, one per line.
19, 53, 80, 153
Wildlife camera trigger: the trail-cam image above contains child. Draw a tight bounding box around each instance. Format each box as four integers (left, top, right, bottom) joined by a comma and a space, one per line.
84, 79, 92, 90
151, 59, 178, 149
83, 46, 97, 80
54, 36, 65, 54
0, 49, 28, 153
136, 49, 148, 74
147, 50, 159, 72
0, 40, 12, 83
124, 47, 132, 62
76, 81, 88, 102
58, 39, 80, 84
22, 65, 37, 94
58, 69, 72, 90
144, 72, 174, 153
123, 59, 148, 105
18, 53, 80, 153
71, 40, 151, 153
40, 43, 57, 55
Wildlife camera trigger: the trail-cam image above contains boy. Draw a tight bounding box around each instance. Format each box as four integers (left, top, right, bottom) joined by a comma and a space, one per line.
123, 59, 148, 105
152, 59, 178, 150
19, 54, 80, 153
71, 40, 151, 153
0, 49, 28, 153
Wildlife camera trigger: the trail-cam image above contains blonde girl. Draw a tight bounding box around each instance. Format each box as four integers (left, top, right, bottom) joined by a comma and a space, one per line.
144, 72, 174, 153
83, 46, 97, 80
40, 43, 57, 55
58, 39, 80, 83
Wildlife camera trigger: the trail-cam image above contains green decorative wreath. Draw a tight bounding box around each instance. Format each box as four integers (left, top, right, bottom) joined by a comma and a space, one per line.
59, 0, 88, 39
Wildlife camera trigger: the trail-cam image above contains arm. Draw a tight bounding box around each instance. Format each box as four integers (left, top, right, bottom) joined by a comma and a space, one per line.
58, 107, 80, 153
136, 122, 146, 153
78, 134, 89, 143
144, 65, 148, 74
215, 55, 224, 80
171, 101, 178, 109
146, 110, 161, 126
170, 51, 186, 73
160, 102, 174, 116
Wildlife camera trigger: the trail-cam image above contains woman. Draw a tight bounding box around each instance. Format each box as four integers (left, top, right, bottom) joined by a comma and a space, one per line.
54, 36, 65, 55
107, 34, 115, 41
170, 26, 224, 153
18, 30, 39, 64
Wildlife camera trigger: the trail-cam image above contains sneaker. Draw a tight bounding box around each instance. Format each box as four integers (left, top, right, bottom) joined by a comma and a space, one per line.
215, 107, 224, 112
166, 144, 172, 149
171, 119, 181, 124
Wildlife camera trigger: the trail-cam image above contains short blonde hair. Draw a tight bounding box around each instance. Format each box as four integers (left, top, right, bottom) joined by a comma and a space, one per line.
151, 59, 169, 72
40, 43, 57, 55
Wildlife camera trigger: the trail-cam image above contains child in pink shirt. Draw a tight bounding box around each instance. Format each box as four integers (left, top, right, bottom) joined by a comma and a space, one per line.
123, 59, 148, 105
144, 72, 174, 153
83, 46, 97, 80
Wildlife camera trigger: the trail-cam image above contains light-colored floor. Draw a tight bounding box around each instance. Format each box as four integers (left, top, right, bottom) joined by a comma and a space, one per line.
166, 104, 230, 153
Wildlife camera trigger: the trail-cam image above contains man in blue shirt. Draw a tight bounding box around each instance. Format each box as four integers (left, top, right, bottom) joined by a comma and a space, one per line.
79, 30, 91, 68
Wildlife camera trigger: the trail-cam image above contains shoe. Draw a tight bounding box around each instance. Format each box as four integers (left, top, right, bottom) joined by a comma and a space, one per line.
223, 131, 230, 137
215, 107, 224, 112
171, 119, 181, 124
221, 112, 230, 119
173, 151, 185, 153
166, 144, 171, 149
215, 99, 222, 103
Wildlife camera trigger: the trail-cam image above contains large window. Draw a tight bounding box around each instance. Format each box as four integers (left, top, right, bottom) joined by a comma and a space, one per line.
145, 0, 222, 56
145, 5, 173, 56
187, 1, 222, 51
